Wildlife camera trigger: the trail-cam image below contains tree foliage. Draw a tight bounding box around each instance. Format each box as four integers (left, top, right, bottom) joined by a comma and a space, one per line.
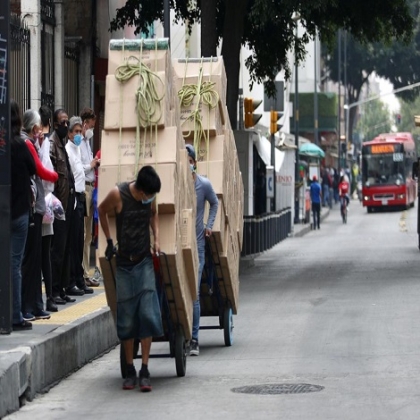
355, 98, 392, 143
110, 0, 414, 129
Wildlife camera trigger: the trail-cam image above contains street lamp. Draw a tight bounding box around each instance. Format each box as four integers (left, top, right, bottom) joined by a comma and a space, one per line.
343, 79, 420, 156
293, 12, 300, 224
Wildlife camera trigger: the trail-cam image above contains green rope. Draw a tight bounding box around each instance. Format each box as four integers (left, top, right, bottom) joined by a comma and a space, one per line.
115, 56, 165, 129
177, 63, 219, 160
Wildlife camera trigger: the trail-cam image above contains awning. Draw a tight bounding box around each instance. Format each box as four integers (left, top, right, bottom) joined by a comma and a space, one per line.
254, 134, 285, 172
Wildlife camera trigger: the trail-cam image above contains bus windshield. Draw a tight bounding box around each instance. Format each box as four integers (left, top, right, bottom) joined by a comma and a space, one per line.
362, 152, 405, 186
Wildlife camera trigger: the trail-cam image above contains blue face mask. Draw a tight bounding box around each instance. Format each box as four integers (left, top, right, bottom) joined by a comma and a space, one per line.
73, 134, 82, 146
190, 164, 196, 172
142, 195, 156, 205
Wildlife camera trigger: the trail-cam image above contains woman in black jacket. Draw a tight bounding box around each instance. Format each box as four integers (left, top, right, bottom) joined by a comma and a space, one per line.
10, 100, 36, 331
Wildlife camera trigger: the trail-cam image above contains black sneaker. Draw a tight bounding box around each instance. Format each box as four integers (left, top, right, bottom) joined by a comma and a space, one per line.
33, 310, 51, 320
139, 371, 152, 392
22, 312, 35, 322
122, 365, 137, 390
189, 339, 199, 356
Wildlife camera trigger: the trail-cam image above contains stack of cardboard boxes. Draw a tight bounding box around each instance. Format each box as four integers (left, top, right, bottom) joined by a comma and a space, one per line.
98, 39, 197, 340
99, 40, 244, 339
172, 58, 243, 314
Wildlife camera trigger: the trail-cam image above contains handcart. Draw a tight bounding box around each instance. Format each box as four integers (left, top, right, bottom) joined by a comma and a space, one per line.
100, 253, 188, 379
199, 236, 234, 346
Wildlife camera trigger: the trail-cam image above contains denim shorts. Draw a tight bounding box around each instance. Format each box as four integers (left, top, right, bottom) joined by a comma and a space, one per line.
116, 257, 163, 341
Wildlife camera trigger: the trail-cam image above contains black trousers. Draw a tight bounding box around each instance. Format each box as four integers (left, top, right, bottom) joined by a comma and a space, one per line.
51, 193, 75, 297
21, 213, 44, 314
312, 202, 321, 228
41, 234, 53, 299
68, 197, 85, 290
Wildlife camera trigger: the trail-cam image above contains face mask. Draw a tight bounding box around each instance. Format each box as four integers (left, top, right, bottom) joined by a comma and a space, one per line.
190, 164, 196, 172
73, 134, 82, 146
56, 125, 68, 139
85, 128, 94, 140
142, 195, 156, 205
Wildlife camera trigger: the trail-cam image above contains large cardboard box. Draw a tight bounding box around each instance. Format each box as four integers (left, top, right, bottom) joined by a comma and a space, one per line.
172, 57, 227, 105
99, 256, 117, 322
178, 149, 197, 216
100, 126, 183, 167
205, 198, 227, 253
108, 39, 171, 75
104, 73, 171, 130
181, 209, 198, 300
185, 135, 227, 163
178, 98, 224, 139
98, 163, 179, 214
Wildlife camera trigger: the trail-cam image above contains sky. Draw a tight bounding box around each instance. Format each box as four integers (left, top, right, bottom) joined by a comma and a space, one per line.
378, 77, 400, 113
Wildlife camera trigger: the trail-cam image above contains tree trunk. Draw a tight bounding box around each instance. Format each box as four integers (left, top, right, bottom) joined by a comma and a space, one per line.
201, 0, 218, 56
221, 0, 248, 130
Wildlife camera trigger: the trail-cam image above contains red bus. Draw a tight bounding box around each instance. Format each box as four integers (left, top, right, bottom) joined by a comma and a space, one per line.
361, 132, 417, 213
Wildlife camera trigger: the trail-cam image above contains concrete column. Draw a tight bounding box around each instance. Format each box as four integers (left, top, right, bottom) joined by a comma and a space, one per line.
21, 0, 42, 110
54, 0, 64, 110
79, 44, 92, 112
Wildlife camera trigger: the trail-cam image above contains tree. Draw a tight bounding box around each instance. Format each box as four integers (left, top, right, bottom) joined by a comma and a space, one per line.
354, 98, 392, 143
323, 0, 420, 144
110, 0, 414, 129
398, 97, 420, 154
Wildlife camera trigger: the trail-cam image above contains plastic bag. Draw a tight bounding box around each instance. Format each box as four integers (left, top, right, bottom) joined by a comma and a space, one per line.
51, 194, 65, 221
43, 193, 54, 224
39, 137, 55, 194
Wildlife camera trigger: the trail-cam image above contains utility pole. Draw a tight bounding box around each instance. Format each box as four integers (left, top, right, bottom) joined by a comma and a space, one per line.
0, 0, 12, 334
163, 0, 170, 40
337, 29, 342, 175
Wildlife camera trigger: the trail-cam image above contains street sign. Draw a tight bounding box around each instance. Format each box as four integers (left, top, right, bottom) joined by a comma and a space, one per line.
266, 166, 274, 198
264, 81, 284, 112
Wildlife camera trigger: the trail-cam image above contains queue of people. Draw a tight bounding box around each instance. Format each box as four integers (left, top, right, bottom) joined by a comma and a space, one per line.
10, 100, 101, 331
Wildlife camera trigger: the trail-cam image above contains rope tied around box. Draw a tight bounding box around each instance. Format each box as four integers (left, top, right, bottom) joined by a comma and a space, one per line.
177, 58, 219, 160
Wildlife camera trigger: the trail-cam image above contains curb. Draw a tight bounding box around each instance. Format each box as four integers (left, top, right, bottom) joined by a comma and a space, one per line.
0, 308, 118, 418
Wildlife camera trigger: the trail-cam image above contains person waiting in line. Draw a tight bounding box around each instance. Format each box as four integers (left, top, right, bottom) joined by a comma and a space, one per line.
79, 108, 100, 287
185, 144, 219, 356
66, 116, 94, 296
310, 175, 322, 230
98, 166, 163, 392
10, 100, 36, 331
49, 109, 78, 304
21, 109, 58, 321
38, 105, 58, 313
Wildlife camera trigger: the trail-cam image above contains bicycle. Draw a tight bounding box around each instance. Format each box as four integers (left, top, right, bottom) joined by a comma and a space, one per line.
340, 195, 347, 224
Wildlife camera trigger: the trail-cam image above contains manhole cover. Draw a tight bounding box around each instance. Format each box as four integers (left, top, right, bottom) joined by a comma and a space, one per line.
231, 383, 324, 395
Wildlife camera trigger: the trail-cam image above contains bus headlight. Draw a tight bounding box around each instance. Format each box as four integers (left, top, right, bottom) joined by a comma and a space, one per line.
397, 194, 405, 199
364, 196, 370, 201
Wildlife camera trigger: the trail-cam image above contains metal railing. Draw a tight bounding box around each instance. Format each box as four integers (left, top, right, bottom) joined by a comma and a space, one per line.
241, 208, 292, 257
10, 14, 30, 110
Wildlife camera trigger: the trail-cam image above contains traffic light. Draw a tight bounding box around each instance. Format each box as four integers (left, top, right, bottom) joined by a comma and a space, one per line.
270, 110, 282, 134
244, 97, 262, 128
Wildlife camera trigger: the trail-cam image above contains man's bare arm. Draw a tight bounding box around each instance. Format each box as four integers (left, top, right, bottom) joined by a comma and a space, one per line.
150, 200, 160, 254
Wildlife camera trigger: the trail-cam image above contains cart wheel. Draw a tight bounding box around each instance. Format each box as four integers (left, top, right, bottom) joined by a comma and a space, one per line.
120, 340, 140, 378
223, 305, 234, 347
175, 327, 187, 377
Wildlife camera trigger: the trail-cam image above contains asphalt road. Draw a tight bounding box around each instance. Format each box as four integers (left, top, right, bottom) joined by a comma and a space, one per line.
6, 201, 420, 420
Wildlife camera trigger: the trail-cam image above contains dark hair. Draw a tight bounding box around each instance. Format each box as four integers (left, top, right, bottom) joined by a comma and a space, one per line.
339, 175, 345, 183
39, 105, 52, 128
53, 108, 67, 124
135, 166, 161, 195
11, 99, 22, 137
80, 107, 96, 122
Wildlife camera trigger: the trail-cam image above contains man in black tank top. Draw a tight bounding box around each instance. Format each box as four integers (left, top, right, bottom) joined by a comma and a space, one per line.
99, 166, 162, 392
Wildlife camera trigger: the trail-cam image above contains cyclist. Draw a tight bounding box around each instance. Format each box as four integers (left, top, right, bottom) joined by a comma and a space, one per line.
338, 175, 350, 210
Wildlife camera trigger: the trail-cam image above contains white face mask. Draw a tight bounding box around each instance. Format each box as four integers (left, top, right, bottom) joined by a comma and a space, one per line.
85, 128, 94, 140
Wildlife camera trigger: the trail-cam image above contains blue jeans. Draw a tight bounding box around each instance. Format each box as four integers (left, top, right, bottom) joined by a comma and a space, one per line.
323, 184, 329, 207
192, 245, 205, 341
11, 213, 29, 324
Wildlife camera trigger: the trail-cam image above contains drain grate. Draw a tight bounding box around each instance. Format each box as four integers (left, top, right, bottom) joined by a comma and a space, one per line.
231, 383, 324, 395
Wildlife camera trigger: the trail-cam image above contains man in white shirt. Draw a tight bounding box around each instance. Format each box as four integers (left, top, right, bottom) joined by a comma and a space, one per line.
65, 116, 94, 295
79, 108, 100, 287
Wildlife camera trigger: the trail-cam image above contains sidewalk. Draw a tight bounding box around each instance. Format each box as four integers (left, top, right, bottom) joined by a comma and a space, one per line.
0, 208, 332, 418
